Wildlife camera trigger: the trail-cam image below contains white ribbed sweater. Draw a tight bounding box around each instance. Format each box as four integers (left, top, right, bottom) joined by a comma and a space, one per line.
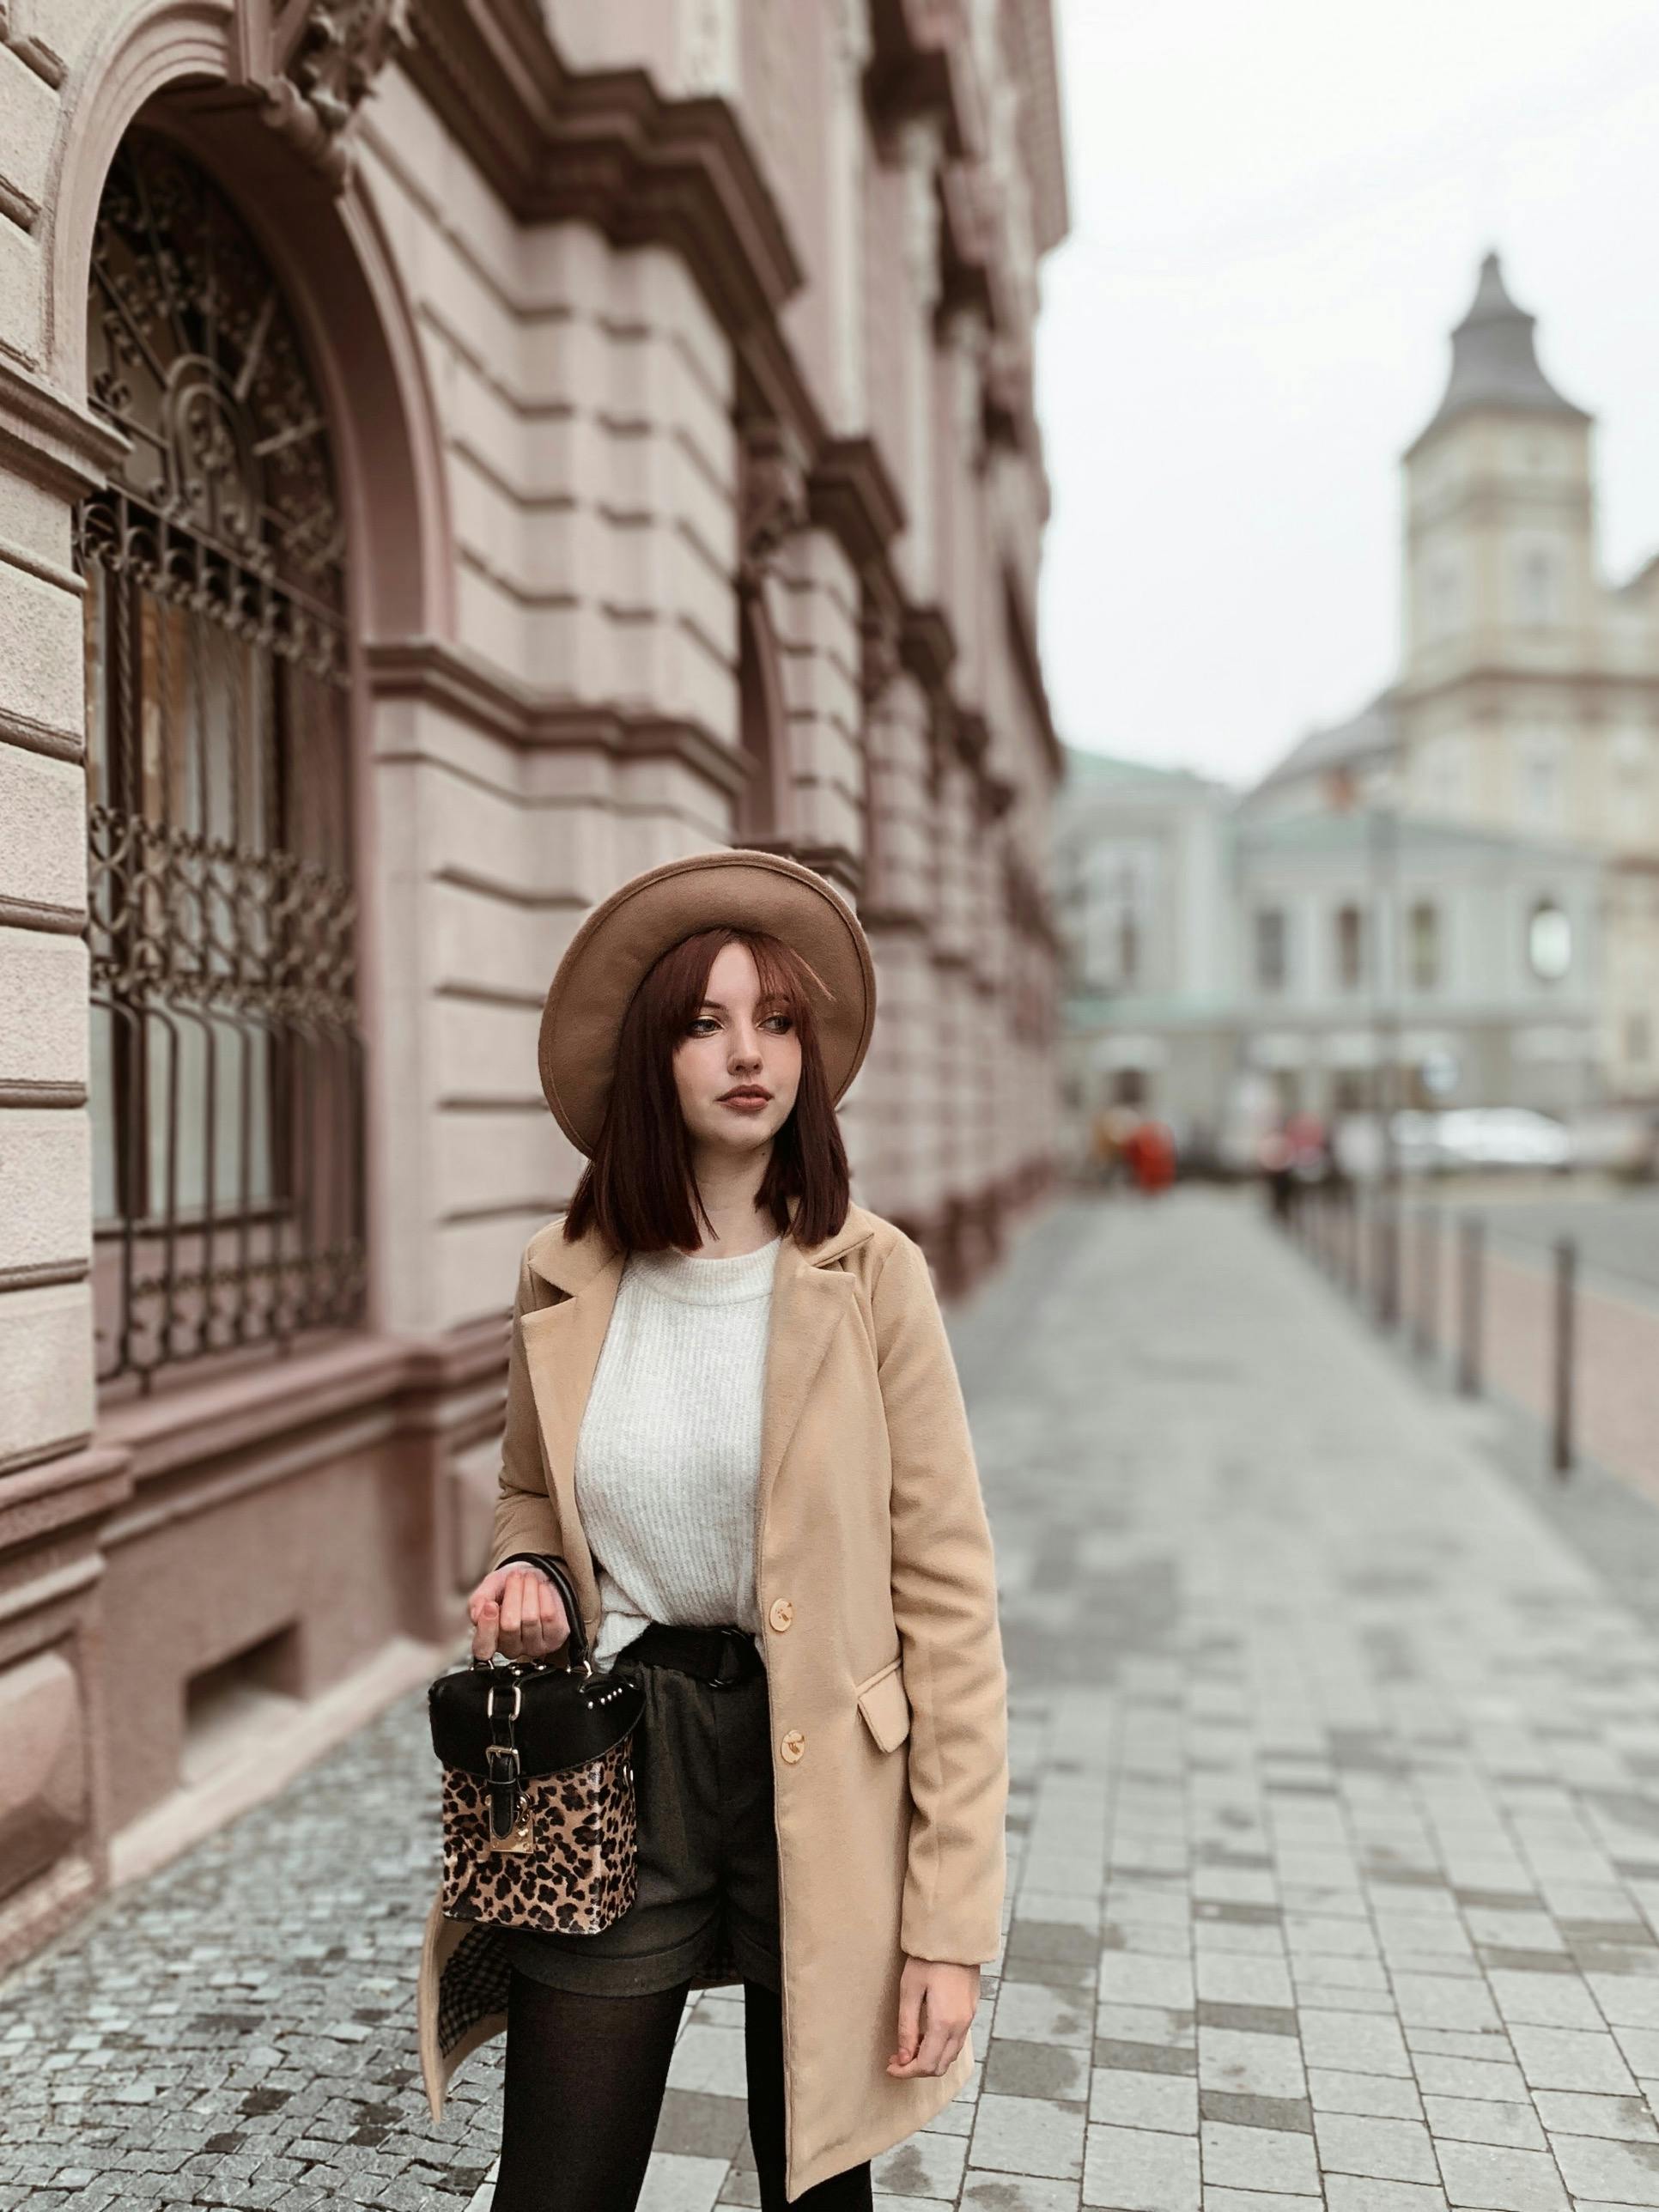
568, 1232, 782, 1669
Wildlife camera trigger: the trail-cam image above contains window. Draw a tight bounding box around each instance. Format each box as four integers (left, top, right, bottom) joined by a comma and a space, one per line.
1334, 905, 1364, 991
1516, 547, 1557, 629
1520, 740, 1563, 826
79, 134, 365, 1392
1527, 899, 1572, 982
1255, 908, 1289, 992
1427, 560, 1460, 637
1407, 902, 1440, 992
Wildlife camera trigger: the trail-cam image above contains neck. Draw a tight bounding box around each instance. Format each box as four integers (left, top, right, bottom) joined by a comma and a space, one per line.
686, 1140, 777, 1255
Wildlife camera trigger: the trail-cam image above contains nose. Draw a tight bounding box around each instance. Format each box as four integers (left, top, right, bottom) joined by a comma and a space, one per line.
728, 1019, 763, 1069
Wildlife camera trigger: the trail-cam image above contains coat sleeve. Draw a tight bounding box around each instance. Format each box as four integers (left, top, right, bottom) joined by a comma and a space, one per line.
487, 1248, 568, 1577
873, 1231, 1008, 1966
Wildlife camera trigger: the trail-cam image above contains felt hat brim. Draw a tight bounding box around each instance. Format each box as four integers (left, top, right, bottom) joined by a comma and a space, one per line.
538, 848, 878, 1158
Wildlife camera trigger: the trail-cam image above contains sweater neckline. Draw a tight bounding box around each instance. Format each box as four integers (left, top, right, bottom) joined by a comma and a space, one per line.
626, 1233, 783, 1306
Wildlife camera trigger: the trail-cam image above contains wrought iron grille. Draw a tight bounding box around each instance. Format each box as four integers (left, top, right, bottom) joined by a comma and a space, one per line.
77, 132, 367, 1393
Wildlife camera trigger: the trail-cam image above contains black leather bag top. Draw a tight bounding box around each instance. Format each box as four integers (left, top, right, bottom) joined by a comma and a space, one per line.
427, 1553, 643, 1779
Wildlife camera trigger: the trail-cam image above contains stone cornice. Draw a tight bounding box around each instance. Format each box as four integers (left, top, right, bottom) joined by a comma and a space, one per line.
404, 1, 800, 334
900, 602, 957, 695
865, 0, 983, 161
363, 637, 748, 798
732, 837, 865, 899
807, 435, 906, 575
1396, 663, 1659, 710
1001, 567, 1064, 780
0, 356, 129, 500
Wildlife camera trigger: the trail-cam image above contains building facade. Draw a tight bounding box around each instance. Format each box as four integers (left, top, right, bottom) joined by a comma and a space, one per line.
1057, 749, 1601, 1157
0, 0, 1067, 1960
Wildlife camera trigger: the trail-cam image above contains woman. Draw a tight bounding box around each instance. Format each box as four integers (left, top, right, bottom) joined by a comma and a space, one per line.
416, 848, 1008, 2209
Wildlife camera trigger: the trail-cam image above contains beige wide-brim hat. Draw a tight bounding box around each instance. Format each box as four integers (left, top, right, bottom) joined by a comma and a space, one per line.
538, 848, 878, 1158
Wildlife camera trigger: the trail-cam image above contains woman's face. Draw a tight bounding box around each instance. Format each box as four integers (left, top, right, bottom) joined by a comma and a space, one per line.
672, 940, 802, 1158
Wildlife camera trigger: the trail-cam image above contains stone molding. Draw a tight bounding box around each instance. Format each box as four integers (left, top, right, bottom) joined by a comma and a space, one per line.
1000, 566, 1063, 779
234, 0, 413, 189
362, 637, 749, 799
0, 1, 66, 90
0, 355, 128, 502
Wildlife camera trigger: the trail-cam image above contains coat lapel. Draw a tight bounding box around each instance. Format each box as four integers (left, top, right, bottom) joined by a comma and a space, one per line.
520, 1199, 878, 1612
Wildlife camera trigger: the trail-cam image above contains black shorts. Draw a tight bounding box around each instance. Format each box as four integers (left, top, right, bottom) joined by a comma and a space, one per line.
500, 1637, 781, 1998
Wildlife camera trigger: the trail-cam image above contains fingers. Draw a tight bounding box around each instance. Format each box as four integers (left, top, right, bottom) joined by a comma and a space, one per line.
467, 1566, 569, 1662
887, 1965, 925, 2075
886, 1968, 976, 2079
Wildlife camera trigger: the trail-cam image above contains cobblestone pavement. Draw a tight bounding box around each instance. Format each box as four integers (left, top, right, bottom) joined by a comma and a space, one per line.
13, 1191, 1659, 2211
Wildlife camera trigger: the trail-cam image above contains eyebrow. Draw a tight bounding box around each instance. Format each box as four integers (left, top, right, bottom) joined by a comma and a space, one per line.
697, 995, 786, 1012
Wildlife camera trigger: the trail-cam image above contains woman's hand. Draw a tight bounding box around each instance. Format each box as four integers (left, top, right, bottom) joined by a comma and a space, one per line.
886, 1956, 981, 2079
468, 1563, 570, 1662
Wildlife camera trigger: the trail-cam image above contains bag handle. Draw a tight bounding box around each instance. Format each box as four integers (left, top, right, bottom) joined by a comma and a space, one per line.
492, 1551, 591, 1674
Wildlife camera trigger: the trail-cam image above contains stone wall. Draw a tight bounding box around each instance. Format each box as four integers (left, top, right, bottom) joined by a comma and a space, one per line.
0, 0, 1068, 1960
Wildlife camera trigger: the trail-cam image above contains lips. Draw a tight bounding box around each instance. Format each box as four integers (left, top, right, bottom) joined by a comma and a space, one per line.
720, 1089, 770, 1103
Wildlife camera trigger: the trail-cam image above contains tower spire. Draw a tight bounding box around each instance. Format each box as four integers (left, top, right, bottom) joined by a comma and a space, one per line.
1408, 250, 1588, 453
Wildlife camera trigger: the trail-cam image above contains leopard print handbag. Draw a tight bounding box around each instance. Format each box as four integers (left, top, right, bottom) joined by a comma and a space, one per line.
427, 1553, 645, 1935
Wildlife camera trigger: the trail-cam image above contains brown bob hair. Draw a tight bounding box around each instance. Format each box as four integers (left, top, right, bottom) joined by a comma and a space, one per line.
562, 926, 852, 1254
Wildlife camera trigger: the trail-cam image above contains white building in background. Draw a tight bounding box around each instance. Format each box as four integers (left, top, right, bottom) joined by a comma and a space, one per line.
1059, 251, 1659, 1152
1057, 749, 1601, 1156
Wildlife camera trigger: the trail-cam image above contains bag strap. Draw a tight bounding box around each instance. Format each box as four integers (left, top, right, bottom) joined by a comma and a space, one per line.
495, 1551, 590, 1673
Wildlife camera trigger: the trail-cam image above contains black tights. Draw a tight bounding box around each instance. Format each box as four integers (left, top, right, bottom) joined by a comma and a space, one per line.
491, 1968, 874, 2212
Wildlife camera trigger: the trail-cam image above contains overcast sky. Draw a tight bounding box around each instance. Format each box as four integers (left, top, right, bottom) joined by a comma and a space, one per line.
1033, 0, 1659, 790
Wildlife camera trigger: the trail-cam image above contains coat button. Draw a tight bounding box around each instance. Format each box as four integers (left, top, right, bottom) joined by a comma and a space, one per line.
769, 1598, 795, 1632
780, 1728, 805, 1764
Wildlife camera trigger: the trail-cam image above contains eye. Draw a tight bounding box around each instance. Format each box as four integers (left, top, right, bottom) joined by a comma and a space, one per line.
763, 1012, 793, 1032
687, 1016, 719, 1036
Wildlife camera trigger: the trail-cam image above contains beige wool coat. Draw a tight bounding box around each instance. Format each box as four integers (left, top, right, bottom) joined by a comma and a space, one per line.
416, 1194, 1009, 2197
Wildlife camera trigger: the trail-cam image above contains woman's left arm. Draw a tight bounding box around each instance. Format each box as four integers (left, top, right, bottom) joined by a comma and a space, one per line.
872, 1231, 1008, 1993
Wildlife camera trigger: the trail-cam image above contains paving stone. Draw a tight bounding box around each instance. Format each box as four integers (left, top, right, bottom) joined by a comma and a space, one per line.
1081, 2121, 1200, 2210
1300, 2010, 1413, 2080
1323, 2180, 1450, 2212
1419, 2098, 1545, 2149
970, 2095, 1087, 2182
1530, 2089, 1658, 2140
983, 2039, 1090, 2105
1198, 2031, 1306, 2102
872, 2129, 969, 2201
1315, 2112, 1440, 2184
1309, 2071, 1425, 2120
995, 1983, 1096, 2049
1091, 2069, 1200, 2135
1544, 2131, 1659, 2205
1508, 2027, 1637, 2094
1198, 2120, 1320, 2196
1432, 2140, 1570, 2212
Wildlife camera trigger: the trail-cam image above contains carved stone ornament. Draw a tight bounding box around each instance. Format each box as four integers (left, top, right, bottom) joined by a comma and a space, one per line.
258, 0, 413, 189
860, 585, 902, 703
738, 418, 808, 591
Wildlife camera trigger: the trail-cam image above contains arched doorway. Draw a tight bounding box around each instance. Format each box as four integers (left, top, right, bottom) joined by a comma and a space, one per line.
77, 131, 366, 1395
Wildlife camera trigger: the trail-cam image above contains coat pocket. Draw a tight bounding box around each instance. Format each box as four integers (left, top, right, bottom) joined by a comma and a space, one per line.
854, 1657, 911, 1754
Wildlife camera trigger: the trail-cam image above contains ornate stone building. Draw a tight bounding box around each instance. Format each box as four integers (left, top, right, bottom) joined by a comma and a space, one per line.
0, 0, 1066, 1957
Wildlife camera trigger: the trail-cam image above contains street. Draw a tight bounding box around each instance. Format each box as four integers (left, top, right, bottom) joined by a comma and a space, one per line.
9, 1191, 1659, 2210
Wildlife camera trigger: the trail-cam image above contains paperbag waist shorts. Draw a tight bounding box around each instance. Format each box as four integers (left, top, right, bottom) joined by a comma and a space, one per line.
500, 1626, 781, 1998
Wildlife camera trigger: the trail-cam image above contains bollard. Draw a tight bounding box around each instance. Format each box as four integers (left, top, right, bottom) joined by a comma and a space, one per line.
1553, 1237, 1576, 1479
1456, 1217, 1484, 1398
1413, 1205, 1440, 1364
1375, 1194, 1400, 1331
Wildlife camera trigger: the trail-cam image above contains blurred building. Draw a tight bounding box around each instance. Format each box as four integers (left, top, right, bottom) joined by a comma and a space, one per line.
1058, 750, 1601, 1151
1060, 252, 1659, 1152
0, 1, 1067, 1959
